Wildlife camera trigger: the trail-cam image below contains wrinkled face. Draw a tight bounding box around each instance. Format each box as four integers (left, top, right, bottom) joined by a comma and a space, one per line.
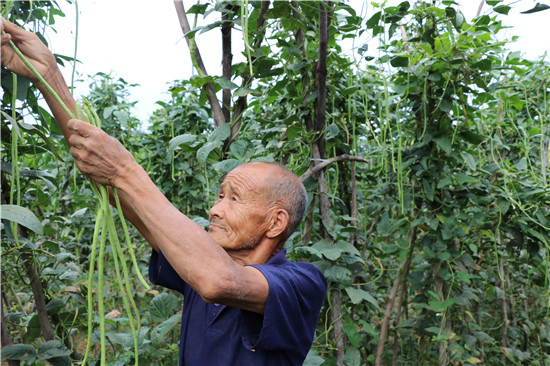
208, 164, 272, 252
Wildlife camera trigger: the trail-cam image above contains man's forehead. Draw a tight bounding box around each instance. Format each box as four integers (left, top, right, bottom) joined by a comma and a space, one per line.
219, 164, 269, 193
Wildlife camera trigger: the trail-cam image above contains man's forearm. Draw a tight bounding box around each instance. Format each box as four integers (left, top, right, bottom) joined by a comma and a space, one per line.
36, 70, 76, 141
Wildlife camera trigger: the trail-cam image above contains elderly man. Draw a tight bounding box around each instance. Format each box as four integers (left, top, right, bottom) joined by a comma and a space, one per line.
1, 19, 327, 365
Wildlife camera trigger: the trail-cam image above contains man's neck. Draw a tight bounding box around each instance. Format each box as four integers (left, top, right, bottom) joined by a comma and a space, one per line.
226, 239, 281, 266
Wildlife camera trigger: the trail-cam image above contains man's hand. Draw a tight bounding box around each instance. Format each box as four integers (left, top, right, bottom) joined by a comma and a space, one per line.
68, 119, 137, 188
0, 17, 58, 84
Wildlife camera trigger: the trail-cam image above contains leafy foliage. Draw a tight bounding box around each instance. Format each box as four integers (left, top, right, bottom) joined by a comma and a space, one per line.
2, 1, 549, 365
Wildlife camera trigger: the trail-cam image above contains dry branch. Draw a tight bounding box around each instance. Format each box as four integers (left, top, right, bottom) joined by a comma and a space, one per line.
173, 0, 225, 127
300, 154, 368, 182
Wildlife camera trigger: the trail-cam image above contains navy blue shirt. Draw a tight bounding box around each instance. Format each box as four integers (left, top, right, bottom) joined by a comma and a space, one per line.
149, 248, 327, 366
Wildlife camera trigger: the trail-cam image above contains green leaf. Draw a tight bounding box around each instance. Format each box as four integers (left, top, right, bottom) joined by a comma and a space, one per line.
344, 347, 361, 366
168, 133, 197, 154
437, 177, 452, 189
473, 58, 492, 71
429, 298, 456, 310
113, 110, 129, 127
46, 298, 65, 314
422, 178, 435, 202
1, 344, 36, 361
103, 105, 116, 119
151, 314, 181, 344
293, 246, 323, 260
212, 159, 242, 174
187, 3, 209, 14
208, 123, 231, 142
377, 211, 391, 234
345, 287, 379, 309
343, 323, 360, 348
456, 174, 478, 185
189, 75, 214, 88
457, 271, 475, 284
1, 204, 44, 235
107, 331, 134, 348
434, 136, 452, 154
521, 3, 550, 14
214, 77, 239, 90
229, 140, 249, 160
312, 239, 343, 260
326, 123, 340, 140
324, 265, 352, 284
234, 86, 261, 98
516, 157, 527, 171
303, 350, 325, 366
335, 240, 361, 256
196, 140, 223, 164
37, 340, 71, 360
1, 111, 64, 161
441, 216, 456, 240
390, 55, 409, 67
462, 152, 477, 170
149, 293, 180, 322
366, 11, 381, 28
494, 5, 511, 14
320, 247, 343, 261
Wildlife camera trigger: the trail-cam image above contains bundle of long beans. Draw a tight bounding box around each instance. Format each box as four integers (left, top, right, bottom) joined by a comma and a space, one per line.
7, 36, 149, 365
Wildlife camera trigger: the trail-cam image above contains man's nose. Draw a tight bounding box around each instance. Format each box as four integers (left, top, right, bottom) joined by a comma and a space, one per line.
209, 200, 224, 219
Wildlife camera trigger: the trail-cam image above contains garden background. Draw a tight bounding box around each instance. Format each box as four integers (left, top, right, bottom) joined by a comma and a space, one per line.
1, 1, 549, 365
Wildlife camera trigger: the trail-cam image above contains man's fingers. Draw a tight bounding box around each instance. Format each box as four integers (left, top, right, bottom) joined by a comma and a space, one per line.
67, 119, 94, 137
2, 18, 29, 38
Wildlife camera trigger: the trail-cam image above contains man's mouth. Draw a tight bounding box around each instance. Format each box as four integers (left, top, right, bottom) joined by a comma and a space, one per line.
209, 222, 225, 231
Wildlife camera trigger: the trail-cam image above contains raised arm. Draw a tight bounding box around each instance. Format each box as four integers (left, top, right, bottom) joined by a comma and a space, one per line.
2, 18, 270, 314
1, 18, 156, 248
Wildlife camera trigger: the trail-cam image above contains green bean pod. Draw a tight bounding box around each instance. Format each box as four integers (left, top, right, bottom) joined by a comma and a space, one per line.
81, 205, 103, 366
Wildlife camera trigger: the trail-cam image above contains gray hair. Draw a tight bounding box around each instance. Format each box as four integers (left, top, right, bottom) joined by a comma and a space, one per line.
261, 162, 308, 239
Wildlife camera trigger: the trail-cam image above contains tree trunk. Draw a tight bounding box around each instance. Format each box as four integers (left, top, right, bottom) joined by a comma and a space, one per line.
375, 225, 417, 366
497, 230, 509, 363
21, 247, 55, 341
1, 290, 20, 366
221, 3, 233, 124
391, 274, 408, 365
349, 161, 357, 245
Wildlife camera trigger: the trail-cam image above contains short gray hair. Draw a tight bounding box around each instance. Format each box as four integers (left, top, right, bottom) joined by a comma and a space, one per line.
262, 162, 308, 239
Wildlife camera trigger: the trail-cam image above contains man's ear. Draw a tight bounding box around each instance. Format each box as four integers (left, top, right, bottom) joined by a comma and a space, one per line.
266, 208, 290, 239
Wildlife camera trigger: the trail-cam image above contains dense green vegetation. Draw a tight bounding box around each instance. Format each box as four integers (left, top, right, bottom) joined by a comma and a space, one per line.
1, 1, 549, 365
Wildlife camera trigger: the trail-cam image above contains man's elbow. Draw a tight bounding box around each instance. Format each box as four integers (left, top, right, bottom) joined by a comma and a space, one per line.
197, 277, 231, 304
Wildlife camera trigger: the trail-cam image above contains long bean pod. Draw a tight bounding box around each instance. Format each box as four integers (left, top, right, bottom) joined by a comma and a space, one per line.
81, 206, 103, 366
105, 203, 140, 363
8, 36, 148, 365
97, 198, 109, 365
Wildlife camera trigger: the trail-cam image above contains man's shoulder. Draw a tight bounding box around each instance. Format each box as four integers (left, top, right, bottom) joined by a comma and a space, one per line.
255, 251, 327, 295
263, 249, 324, 277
